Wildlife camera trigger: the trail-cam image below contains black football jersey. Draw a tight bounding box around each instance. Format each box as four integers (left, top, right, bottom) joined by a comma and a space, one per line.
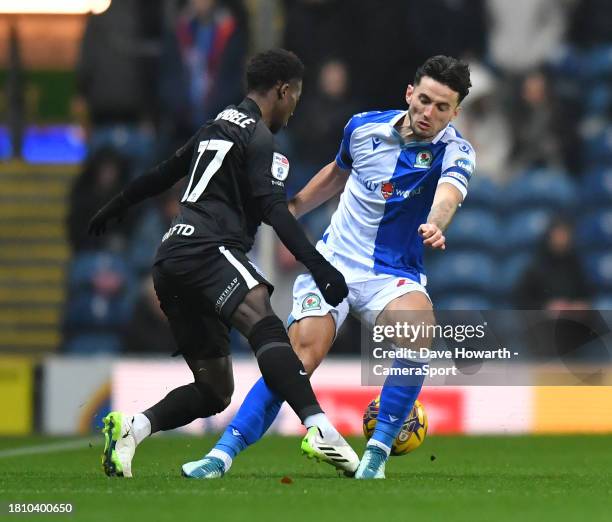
154, 97, 290, 262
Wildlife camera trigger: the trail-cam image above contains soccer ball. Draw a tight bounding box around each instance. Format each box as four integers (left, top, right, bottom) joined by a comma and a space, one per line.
362, 396, 428, 456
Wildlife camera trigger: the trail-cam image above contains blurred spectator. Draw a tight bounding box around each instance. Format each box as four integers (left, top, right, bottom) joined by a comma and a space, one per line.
486, 0, 570, 75
514, 217, 592, 310
75, 1, 157, 131
129, 187, 182, 275
486, 0, 572, 175
454, 62, 512, 184
67, 147, 135, 252
291, 60, 358, 180
511, 69, 564, 170
63, 252, 135, 354
346, 0, 486, 108
158, 0, 248, 150
284, 59, 357, 240
123, 278, 175, 354
282, 0, 354, 73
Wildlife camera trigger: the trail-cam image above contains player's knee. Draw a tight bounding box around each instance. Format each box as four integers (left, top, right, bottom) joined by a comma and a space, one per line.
247, 315, 290, 356
191, 381, 233, 416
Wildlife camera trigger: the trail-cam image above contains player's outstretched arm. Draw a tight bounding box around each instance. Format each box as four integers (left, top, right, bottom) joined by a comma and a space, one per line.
88, 137, 197, 236
418, 182, 463, 250
258, 195, 348, 306
288, 161, 349, 218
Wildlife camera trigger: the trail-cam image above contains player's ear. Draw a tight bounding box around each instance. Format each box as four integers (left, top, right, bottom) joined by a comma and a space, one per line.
405, 84, 414, 105
452, 104, 461, 120
279, 82, 290, 99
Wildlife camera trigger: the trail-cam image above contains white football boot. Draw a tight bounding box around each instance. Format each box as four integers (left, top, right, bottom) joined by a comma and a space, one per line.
301, 426, 360, 477
101, 411, 136, 477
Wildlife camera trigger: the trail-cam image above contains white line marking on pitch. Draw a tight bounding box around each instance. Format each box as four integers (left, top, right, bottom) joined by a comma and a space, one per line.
0, 439, 97, 458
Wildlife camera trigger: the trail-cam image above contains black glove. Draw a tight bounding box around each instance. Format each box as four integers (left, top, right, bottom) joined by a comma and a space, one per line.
88, 192, 130, 236
308, 258, 349, 307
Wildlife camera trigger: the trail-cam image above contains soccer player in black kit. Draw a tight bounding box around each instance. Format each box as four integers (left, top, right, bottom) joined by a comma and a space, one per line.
90, 49, 360, 478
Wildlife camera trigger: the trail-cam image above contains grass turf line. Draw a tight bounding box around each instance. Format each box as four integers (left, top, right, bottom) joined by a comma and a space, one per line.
1, 435, 611, 522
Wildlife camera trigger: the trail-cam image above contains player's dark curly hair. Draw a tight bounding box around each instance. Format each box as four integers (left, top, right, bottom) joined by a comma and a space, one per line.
246, 48, 305, 93
414, 55, 471, 104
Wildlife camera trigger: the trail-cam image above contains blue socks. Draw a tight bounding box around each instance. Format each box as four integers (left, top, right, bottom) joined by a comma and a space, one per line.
213, 377, 283, 459
211, 360, 425, 462
370, 359, 425, 454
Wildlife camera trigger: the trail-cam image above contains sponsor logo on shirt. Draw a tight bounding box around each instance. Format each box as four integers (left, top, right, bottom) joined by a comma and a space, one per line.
272, 152, 290, 181
381, 181, 394, 200
161, 223, 195, 242
454, 157, 474, 175
414, 150, 433, 168
301, 292, 322, 312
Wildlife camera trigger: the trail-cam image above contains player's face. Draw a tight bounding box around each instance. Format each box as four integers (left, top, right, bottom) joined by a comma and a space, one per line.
405, 76, 460, 140
270, 79, 302, 134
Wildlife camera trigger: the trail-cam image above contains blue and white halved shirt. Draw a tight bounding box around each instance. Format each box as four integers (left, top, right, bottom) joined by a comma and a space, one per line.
322, 109, 476, 284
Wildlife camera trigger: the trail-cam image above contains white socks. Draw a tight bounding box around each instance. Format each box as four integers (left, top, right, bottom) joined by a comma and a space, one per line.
131, 413, 152, 445
208, 449, 233, 472
304, 413, 340, 439
367, 438, 392, 457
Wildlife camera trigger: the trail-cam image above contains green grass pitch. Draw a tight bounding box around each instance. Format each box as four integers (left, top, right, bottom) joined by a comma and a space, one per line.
1, 434, 611, 522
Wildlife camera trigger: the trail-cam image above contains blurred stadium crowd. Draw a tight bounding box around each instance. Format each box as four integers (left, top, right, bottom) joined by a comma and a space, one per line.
4, 0, 612, 356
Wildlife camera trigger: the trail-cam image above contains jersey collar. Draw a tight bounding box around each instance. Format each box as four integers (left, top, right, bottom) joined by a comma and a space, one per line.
240, 97, 263, 117
390, 110, 449, 147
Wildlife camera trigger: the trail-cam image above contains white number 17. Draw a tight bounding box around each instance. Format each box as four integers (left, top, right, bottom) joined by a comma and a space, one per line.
181, 139, 234, 203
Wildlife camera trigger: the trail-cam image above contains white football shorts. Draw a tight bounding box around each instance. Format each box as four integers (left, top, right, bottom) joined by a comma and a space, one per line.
288, 240, 430, 334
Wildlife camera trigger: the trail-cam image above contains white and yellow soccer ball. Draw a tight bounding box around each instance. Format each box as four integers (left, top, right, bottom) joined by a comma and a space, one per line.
362, 396, 428, 456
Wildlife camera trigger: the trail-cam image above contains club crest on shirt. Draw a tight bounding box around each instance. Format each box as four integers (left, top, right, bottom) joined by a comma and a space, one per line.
301, 293, 321, 312
381, 181, 394, 200
272, 152, 290, 180
414, 150, 433, 168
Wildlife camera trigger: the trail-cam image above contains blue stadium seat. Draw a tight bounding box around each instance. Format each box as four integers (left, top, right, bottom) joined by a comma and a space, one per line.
445, 208, 499, 252
581, 168, 612, 210
68, 251, 131, 290
582, 125, 612, 165
428, 251, 496, 294
504, 169, 576, 212
64, 293, 133, 329
493, 252, 533, 297
435, 293, 494, 310
463, 176, 499, 211
575, 210, 612, 250
503, 209, 551, 252
593, 294, 612, 310
64, 334, 123, 354
64, 251, 136, 343
581, 251, 612, 291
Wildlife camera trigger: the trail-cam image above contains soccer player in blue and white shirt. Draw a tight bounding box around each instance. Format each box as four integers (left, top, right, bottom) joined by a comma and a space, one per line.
182, 55, 475, 479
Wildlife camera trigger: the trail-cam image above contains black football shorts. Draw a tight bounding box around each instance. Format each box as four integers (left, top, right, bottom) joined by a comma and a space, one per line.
152, 246, 273, 358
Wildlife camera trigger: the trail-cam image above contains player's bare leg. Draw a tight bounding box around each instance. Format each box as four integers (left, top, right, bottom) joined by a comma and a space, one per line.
356, 291, 434, 479
288, 314, 336, 376
286, 315, 359, 475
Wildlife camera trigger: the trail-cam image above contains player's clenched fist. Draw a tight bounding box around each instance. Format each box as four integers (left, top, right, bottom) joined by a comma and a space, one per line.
418, 223, 446, 250
309, 261, 349, 306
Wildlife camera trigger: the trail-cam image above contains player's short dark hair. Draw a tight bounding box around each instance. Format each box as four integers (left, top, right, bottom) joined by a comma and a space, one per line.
414, 55, 471, 104
246, 48, 305, 93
